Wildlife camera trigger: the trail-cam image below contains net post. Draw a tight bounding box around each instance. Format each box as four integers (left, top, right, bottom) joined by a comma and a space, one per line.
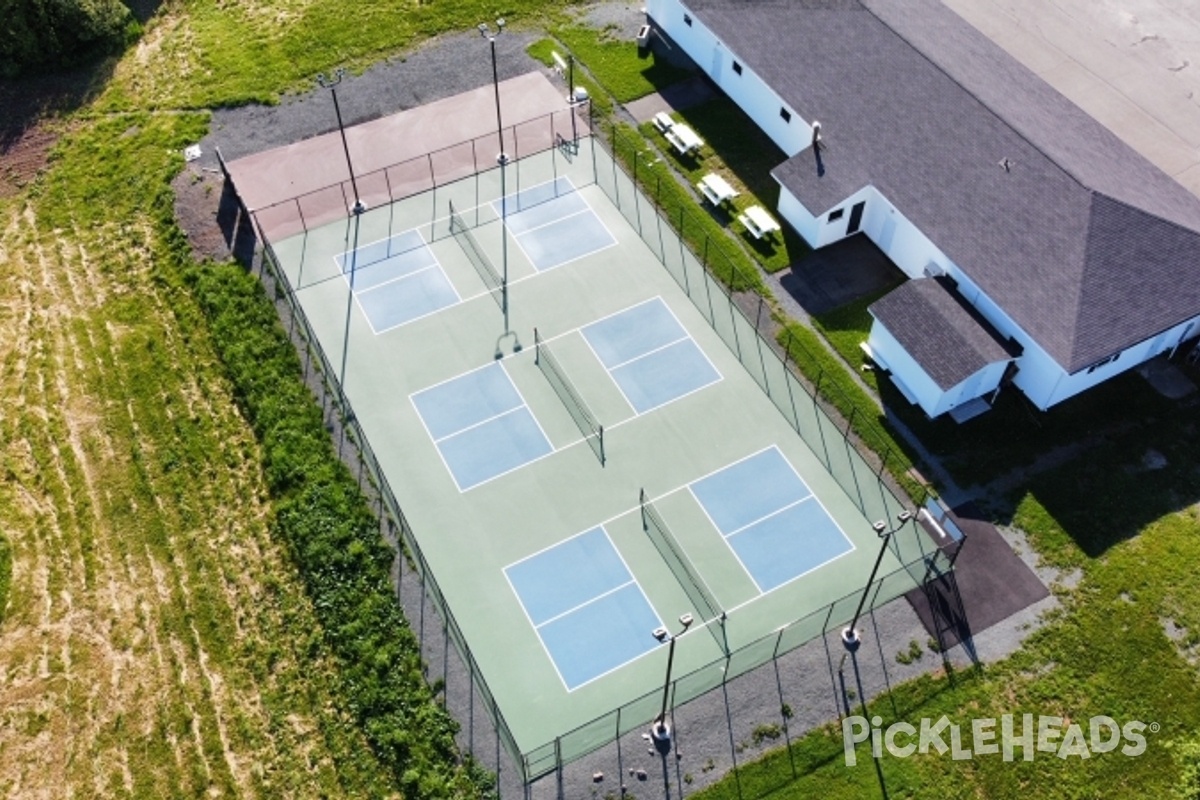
598, 424, 605, 466
533, 327, 540, 365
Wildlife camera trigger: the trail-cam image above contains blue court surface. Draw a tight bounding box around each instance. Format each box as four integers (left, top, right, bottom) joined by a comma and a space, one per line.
411, 362, 553, 491
582, 298, 721, 414
493, 178, 617, 271
691, 447, 854, 592
336, 229, 459, 332
505, 527, 662, 691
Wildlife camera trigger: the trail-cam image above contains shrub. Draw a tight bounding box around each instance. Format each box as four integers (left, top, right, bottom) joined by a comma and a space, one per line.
0, 0, 139, 77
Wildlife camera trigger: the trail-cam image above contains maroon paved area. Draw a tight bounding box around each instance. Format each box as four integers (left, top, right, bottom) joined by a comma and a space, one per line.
227, 72, 584, 241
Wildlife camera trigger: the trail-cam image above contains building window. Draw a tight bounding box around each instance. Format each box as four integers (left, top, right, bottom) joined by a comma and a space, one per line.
827, 208, 844, 222
732, 60, 743, 75
1085, 353, 1120, 373
780, 107, 792, 123
684, 13, 692, 26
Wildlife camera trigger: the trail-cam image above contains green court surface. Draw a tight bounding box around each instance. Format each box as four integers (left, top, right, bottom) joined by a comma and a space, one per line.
265, 137, 936, 773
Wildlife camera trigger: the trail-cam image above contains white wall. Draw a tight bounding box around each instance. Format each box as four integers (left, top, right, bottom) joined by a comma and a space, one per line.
1022, 312, 1200, 409
647, 0, 811, 156
869, 318, 1008, 418
651, 0, 1196, 415
867, 321, 944, 416
775, 185, 820, 246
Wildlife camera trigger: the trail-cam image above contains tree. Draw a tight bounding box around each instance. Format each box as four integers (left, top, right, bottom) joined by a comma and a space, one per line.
0, 0, 138, 77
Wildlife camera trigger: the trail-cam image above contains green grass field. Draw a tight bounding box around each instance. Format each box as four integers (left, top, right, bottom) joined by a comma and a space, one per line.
3, 1, 1200, 797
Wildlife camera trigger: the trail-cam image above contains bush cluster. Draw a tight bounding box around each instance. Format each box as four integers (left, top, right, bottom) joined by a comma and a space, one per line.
0, 0, 140, 77
182, 259, 486, 799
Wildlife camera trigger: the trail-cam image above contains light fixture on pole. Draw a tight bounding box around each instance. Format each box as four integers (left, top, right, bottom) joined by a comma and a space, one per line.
479, 19, 511, 335
842, 510, 912, 652
650, 613, 693, 744
316, 69, 367, 215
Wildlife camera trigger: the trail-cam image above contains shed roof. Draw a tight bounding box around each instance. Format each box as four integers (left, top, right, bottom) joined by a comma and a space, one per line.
870, 277, 1016, 391
683, 0, 1200, 372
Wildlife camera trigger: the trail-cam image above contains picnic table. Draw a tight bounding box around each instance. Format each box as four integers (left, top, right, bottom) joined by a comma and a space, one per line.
664, 123, 704, 155
697, 173, 738, 205
653, 111, 675, 133
738, 205, 782, 239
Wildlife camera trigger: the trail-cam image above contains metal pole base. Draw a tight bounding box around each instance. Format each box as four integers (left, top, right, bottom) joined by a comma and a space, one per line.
496, 152, 510, 166
352, 200, 368, 215
841, 627, 862, 653
649, 720, 673, 756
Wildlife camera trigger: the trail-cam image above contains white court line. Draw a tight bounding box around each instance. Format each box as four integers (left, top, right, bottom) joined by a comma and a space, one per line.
432, 405, 526, 444
580, 295, 669, 340
720, 536, 857, 617
684, 444, 858, 600
502, 521, 665, 693
498, 359, 556, 456
720, 495, 814, 540
490, 175, 578, 219
534, 580, 636, 629
353, 261, 444, 297
605, 342, 725, 418
407, 359, 555, 494
436, 412, 556, 494
500, 561, 573, 693
408, 357, 512, 398
525, 233, 620, 273
406, 392, 464, 494
353, 233, 463, 336
336, 229, 433, 290
604, 334, 690, 371
510, 205, 594, 236
686, 484, 765, 595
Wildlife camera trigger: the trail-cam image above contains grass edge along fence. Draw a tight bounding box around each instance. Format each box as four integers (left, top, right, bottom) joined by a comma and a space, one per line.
229, 127, 949, 785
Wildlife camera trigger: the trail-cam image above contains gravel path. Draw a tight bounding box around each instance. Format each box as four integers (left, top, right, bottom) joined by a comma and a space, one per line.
197, 28, 549, 170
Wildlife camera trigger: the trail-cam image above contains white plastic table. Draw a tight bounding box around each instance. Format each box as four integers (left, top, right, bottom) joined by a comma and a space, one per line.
664, 123, 704, 155
739, 205, 782, 239
697, 173, 738, 205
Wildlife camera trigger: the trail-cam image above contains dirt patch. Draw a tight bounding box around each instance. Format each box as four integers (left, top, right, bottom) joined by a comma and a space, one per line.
0, 126, 62, 198
171, 164, 235, 262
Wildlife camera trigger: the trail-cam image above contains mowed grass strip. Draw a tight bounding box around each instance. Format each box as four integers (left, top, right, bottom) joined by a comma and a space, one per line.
0, 112, 419, 797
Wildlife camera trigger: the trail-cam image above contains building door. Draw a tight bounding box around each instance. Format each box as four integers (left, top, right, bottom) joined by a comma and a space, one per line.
846, 201, 865, 235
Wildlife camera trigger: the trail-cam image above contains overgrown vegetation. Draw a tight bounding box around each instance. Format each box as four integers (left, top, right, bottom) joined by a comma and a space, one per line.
184, 261, 485, 798
0, 0, 139, 77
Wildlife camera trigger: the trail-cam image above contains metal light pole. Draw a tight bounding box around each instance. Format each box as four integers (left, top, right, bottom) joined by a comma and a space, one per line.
479, 19, 510, 334
317, 69, 367, 215
651, 613, 693, 740
838, 511, 909, 800
842, 510, 912, 651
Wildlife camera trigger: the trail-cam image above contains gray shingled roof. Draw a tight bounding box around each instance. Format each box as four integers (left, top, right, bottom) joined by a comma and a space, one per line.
869, 277, 1015, 391
683, 0, 1200, 373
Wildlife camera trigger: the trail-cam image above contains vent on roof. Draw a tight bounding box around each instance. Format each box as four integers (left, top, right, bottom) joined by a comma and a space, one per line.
998, 157, 1014, 172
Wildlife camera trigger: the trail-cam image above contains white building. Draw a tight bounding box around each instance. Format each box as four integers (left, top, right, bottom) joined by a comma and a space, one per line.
647, 0, 1200, 421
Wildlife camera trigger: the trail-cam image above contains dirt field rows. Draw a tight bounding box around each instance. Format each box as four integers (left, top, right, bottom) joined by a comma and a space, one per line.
0, 199, 395, 797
